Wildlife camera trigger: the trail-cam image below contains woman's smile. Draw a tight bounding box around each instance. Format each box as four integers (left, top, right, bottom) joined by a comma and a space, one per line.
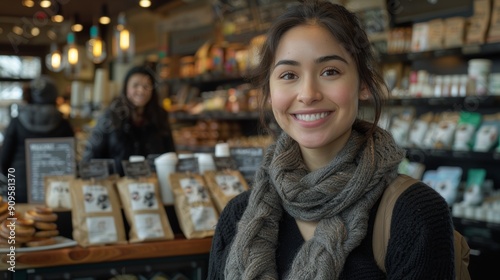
293, 111, 331, 122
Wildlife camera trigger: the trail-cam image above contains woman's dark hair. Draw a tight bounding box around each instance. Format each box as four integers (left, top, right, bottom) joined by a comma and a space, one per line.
120, 65, 169, 131
249, 0, 386, 137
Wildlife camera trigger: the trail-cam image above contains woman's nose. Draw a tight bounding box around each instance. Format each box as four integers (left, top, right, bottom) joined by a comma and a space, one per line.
297, 77, 322, 104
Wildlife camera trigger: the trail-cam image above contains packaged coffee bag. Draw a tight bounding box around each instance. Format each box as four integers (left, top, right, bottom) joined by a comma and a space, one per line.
170, 173, 218, 239
203, 169, 248, 213
116, 176, 175, 243
70, 178, 127, 247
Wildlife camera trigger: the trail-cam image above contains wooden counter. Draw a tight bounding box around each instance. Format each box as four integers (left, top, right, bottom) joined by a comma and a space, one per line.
0, 235, 212, 271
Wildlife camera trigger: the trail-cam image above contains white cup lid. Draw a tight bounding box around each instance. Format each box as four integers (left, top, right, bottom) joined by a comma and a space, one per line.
129, 155, 145, 162
215, 142, 230, 157
154, 152, 178, 164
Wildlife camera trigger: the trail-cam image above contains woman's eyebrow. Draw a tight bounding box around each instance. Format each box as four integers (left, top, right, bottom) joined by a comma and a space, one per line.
274, 59, 299, 69
273, 54, 348, 69
316, 55, 348, 64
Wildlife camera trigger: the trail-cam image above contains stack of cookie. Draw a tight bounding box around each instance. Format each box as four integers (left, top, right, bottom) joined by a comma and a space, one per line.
24, 207, 59, 247
0, 197, 8, 222
0, 198, 15, 247
0, 214, 36, 247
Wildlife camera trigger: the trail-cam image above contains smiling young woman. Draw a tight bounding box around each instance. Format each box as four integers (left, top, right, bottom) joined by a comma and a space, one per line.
207, 1, 455, 279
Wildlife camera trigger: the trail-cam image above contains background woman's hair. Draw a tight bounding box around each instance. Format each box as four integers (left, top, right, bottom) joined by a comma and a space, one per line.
120, 65, 170, 132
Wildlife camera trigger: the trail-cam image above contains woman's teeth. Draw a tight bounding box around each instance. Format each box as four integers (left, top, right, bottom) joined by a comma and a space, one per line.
295, 112, 329, 122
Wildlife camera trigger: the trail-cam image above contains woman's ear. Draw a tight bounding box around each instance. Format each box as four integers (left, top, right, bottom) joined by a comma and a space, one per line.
359, 84, 371, 101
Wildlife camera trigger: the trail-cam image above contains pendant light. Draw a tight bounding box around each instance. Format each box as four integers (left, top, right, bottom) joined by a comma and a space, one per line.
63, 32, 81, 77
51, 3, 64, 23
139, 0, 151, 8
86, 25, 107, 64
22, 0, 35, 8
71, 14, 83, 33
114, 13, 135, 63
45, 43, 63, 72
99, 4, 111, 25
39, 0, 52, 8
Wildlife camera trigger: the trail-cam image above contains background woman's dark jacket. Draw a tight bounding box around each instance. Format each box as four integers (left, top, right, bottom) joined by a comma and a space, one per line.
0, 105, 74, 203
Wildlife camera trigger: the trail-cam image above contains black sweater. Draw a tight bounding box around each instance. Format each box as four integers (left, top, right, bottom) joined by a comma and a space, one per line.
207, 182, 455, 280
0, 105, 74, 203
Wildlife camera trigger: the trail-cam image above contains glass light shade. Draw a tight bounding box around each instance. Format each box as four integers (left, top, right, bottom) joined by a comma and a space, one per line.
114, 13, 135, 63
87, 39, 107, 64
67, 46, 79, 65
119, 29, 130, 50
45, 44, 64, 72
63, 32, 81, 77
86, 25, 107, 64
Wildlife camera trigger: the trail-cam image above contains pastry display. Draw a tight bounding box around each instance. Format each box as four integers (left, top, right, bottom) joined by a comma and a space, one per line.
0, 205, 59, 248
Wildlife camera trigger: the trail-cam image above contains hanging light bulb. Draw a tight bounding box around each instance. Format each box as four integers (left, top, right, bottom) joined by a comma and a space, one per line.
63, 32, 81, 77
22, 0, 35, 8
99, 4, 111, 25
51, 3, 64, 23
71, 14, 83, 33
45, 43, 63, 72
40, 0, 52, 8
114, 13, 135, 63
139, 0, 151, 8
86, 25, 107, 64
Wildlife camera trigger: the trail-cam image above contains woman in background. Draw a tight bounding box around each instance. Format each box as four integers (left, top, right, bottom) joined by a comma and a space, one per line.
207, 1, 455, 279
82, 65, 176, 176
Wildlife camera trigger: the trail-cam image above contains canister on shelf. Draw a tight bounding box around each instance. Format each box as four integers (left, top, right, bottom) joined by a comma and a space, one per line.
468, 58, 492, 96
489, 73, 500, 95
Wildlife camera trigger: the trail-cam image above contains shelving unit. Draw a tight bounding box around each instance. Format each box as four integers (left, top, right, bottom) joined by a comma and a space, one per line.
380, 42, 500, 63
380, 35, 500, 278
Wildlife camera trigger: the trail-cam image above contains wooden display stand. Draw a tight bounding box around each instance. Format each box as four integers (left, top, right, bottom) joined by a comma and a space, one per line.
0, 204, 212, 279
0, 236, 212, 279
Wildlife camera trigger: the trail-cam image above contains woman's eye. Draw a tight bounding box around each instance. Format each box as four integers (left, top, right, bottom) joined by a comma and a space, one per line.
322, 68, 340, 76
280, 71, 297, 80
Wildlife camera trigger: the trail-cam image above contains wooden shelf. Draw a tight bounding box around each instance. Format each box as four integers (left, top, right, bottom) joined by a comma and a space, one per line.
0, 235, 212, 270
380, 42, 500, 62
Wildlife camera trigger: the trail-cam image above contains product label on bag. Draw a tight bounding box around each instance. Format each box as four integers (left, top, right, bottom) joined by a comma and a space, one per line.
128, 183, 159, 210
83, 185, 112, 213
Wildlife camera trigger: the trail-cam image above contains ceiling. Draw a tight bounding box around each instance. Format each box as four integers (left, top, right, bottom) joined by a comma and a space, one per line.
0, 0, 183, 51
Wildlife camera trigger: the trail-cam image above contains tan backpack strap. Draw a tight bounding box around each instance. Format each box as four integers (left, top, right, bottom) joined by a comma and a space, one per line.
373, 174, 419, 272
454, 231, 471, 280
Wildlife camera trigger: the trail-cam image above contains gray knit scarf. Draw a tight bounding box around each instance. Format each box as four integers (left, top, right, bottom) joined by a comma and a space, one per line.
224, 121, 405, 279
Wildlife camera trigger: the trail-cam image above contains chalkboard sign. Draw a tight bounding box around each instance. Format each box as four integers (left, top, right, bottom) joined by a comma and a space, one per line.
176, 157, 199, 173
230, 147, 264, 184
25, 137, 76, 203
121, 160, 151, 178
79, 161, 109, 180
214, 156, 239, 170
90, 158, 117, 175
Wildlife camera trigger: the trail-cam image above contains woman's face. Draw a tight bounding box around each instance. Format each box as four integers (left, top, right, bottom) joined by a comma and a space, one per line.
269, 24, 370, 158
126, 73, 153, 109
